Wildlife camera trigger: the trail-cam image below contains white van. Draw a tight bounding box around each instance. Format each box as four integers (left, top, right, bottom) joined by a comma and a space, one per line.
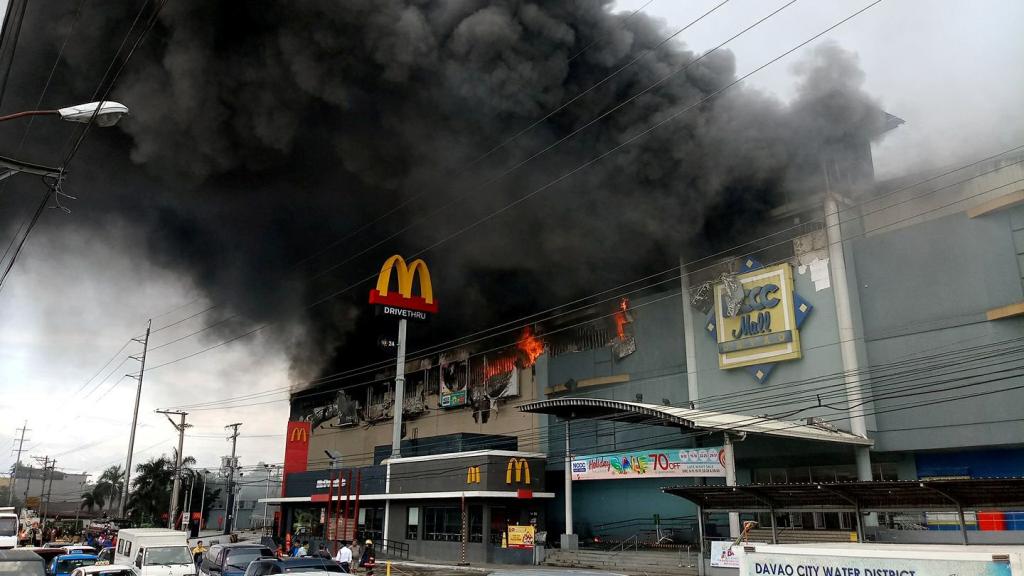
0, 507, 18, 549
113, 529, 195, 576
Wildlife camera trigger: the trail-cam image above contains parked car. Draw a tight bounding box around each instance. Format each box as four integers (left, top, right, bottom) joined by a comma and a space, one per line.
243, 558, 344, 575
70, 565, 135, 576
200, 543, 275, 576
19, 546, 65, 572
0, 549, 46, 576
49, 553, 98, 576
94, 547, 115, 565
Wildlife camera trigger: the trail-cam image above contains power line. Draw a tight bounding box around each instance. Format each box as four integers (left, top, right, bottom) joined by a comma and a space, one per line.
157, 169, 1023, 411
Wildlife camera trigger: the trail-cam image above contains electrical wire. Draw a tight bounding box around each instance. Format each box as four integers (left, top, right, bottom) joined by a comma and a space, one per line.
156, 171, 1023, 411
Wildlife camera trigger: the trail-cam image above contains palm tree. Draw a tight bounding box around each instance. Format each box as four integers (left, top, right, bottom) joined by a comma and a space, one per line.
127, 450, 198, 525
81, 492, 97, 512
95, 465, 125, 512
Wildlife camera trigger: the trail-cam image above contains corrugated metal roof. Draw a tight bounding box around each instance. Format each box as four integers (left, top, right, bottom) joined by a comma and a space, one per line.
663, 478, 1024, 512
518, 397, 872, 446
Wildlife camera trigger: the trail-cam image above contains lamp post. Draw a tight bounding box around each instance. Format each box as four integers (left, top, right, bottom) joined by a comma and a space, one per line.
0, 101, 129, 126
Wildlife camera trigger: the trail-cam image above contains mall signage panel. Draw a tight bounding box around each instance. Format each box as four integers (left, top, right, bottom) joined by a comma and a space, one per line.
705, 259, 813, 383
570, 447, 726, 480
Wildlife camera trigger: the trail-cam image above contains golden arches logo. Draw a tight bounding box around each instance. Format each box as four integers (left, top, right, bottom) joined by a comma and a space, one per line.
466, 466, 481, 484
368, 255, 438, 314
506, 458, 531, 485
289, 426, 308, 443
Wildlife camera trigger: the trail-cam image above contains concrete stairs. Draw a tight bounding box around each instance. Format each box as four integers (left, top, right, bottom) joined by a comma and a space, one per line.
544, 548, 699, 576
746, 528, 856, 544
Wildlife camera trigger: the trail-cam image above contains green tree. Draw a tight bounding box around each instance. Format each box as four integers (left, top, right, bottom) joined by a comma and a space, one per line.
94, 465, 125, 512
80, 491, 98, 512
127, 452, 197, 526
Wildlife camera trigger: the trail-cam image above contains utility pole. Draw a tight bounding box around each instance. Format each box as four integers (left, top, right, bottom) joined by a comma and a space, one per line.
156, 409, 189, 530
43, 460, 56, 522
31, 456, 48, 519
120, 320, 152, 519
198, 470, 208, 531
8, 421, 29, 506
223, 423, 241, 535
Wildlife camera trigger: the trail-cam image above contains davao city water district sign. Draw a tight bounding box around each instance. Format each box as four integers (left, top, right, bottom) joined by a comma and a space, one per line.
705, 259, 812, 383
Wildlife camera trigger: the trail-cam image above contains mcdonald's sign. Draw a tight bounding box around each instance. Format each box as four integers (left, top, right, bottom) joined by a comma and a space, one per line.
505, 458, 531, 485
466, 466, 481, 484
283, 421, 311, 477
369, 255, 438, 317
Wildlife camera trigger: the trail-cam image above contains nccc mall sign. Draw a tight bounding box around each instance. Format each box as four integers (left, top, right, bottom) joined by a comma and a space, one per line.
369, 254, 438, 320
704, 259, 813, 383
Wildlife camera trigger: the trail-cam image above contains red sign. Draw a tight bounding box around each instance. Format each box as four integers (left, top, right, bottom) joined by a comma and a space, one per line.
516, 489, 533, 499
283, 421, 311, 493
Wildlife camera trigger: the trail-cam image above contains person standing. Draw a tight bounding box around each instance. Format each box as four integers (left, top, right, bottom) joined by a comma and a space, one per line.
334, 541, 353, 573
359, 540, 375, 576
191, 540, 207, 569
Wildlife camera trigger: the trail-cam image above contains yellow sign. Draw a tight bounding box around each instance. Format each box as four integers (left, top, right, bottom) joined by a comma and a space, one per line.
714, 263, 802, 369
368, 255, 438, 314
506, 458, 531, 485
466, 466, 481, 484
507, 525, 535, 549
290, 426, 308, 443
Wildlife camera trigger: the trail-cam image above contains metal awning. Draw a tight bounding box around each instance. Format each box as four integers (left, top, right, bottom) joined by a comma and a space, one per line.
518, 398, 872, 446
663, 478, 1024, 512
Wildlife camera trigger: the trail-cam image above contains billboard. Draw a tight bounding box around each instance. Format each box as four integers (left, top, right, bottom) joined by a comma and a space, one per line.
439, 354, 468, 408
506, 525, 535, 549
571, 447, 726, 480
742, 551, 1012, 576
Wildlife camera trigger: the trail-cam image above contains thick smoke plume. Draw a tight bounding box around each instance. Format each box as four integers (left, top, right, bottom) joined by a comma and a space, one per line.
0, 1, 887, 387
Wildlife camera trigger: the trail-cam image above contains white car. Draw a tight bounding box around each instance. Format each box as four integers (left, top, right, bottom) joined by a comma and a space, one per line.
71, 565, 135, 576
63, 545, 99, 556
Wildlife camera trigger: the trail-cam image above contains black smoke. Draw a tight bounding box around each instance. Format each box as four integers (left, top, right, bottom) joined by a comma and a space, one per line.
0, 1, 888, 386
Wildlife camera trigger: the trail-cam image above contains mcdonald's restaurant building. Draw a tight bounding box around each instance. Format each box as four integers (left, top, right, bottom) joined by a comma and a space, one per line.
271, 443, 550, 564
267, 150, 1024, 560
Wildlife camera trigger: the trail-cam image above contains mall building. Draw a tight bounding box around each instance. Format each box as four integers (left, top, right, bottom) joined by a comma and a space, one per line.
264, 148, 1024, 561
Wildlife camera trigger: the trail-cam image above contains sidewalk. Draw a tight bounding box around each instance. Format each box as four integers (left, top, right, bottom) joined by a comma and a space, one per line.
388, 559, 626, 576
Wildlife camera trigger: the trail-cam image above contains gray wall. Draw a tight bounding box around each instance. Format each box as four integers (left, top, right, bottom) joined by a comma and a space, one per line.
852, 206, 1024, 452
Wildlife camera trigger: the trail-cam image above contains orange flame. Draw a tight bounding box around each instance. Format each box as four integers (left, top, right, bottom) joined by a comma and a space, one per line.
517, 326, 544, 367
485, 355, 516, 379
614, 297, 631, 340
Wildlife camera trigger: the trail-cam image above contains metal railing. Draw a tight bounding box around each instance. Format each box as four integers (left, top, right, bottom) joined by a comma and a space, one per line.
377, 539, 409, 560
608, 533, 639, 558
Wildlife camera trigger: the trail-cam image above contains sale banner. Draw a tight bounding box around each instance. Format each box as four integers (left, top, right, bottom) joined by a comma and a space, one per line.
570, 447, 726, 480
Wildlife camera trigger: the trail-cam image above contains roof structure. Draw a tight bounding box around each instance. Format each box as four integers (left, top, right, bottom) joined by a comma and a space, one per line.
663, 478, 1024, 512
518, 397, 872, 446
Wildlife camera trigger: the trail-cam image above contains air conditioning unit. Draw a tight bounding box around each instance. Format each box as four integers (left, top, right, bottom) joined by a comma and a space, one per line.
366, 403, 388, 422
403, 397, 426, 416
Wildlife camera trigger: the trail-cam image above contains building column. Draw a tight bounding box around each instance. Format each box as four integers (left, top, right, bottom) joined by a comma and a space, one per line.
560, 419, 578, 550
723, 434, 741, 538
680, 259, 700, 406
824, 193, 872, 480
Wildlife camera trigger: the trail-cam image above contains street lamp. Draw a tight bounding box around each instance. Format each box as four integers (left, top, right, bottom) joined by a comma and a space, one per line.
0, 101, 129, 127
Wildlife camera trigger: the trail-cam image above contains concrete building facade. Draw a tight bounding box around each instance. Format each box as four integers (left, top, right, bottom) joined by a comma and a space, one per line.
271, 150, 1024, 560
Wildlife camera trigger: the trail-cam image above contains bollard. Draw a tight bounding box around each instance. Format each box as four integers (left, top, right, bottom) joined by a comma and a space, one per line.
386, 560, 391, 576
